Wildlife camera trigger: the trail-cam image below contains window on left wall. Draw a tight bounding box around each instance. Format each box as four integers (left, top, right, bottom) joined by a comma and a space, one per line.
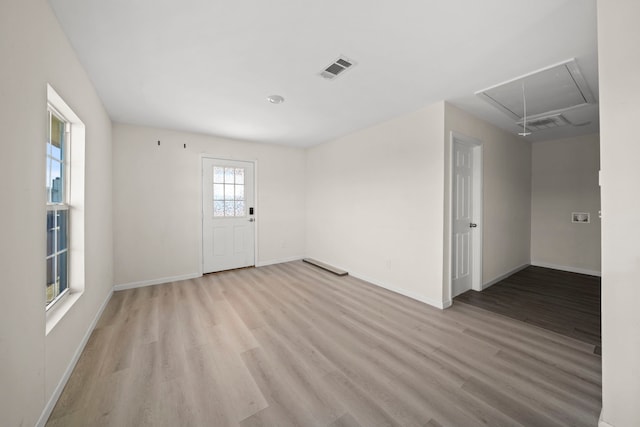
45, 85, 86, 328
46, 109, 70, 308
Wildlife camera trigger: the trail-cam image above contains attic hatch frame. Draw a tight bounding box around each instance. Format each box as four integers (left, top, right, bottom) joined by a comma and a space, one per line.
474, 58, 596, 124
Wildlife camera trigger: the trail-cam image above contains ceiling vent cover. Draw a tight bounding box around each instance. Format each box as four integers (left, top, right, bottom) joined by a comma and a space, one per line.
516, 113, 571, 131
320, 56, 355, 80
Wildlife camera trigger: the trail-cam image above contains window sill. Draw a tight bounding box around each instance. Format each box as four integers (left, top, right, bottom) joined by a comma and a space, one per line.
46, 290, 83, 335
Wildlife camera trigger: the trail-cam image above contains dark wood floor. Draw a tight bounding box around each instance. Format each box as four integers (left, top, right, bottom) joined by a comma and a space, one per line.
455, 266, 601, 353
47, 261, 601, 426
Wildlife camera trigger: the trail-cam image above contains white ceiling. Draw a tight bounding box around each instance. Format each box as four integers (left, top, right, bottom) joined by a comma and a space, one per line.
49, 0, 598, 147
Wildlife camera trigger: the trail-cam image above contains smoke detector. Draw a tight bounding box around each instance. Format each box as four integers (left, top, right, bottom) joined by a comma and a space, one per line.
267, 95, 285, 104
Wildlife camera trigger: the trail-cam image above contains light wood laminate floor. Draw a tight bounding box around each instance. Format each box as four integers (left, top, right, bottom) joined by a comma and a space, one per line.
47, 261, 602, 426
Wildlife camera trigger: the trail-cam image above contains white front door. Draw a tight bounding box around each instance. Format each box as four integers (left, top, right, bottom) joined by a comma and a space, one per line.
452, 140, 475, 297
202, 158, 255, 273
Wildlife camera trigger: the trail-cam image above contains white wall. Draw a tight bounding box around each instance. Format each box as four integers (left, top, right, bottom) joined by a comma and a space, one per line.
305, 102, 532, 308
597, 0, 640, 426
444, 103, 532, 288
306, 102, 446, 307
0, 0, 113, 426
531, 134, 601, 275
112, 123, 306, 287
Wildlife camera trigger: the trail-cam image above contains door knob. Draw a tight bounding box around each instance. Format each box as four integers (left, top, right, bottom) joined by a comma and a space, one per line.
469, 223, 477, 228
249, 218, 255, 222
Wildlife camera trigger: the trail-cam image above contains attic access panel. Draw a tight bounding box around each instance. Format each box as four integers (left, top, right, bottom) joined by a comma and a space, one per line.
476, 59, 595, 121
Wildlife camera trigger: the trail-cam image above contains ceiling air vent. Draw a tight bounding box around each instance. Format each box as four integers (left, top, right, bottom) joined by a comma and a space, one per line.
517, 113, 571, 131
320, 56, 355, 80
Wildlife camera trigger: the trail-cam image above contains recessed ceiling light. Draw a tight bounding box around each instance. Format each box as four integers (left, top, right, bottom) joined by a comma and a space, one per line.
267, 95, 284, 104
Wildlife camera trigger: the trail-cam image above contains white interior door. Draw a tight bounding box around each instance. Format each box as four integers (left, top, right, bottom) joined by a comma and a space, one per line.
452, 140, 475, 297
202, 158, 255, 273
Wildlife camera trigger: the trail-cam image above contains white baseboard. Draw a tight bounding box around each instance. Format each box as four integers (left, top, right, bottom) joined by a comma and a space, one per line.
256, 256, 303, 268
36, 288, 113, 427
349, 270, 448, 310
599, 409, 614, 427
482, 263, 530, 290
114, 272, 201, 291
530, 261, 601, 277
114, 260, 305, 290
300, 256, 448, 310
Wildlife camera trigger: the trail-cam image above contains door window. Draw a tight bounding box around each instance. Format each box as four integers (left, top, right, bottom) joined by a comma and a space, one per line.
213, 166, 246, 217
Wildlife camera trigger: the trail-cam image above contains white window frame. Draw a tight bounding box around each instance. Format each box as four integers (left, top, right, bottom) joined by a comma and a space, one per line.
46, 107, 71, 311
46, 84, 86, 334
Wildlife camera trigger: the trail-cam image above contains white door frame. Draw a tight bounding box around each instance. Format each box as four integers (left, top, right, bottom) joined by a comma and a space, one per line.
199, 154, 258, 276
446, 132, 483, 303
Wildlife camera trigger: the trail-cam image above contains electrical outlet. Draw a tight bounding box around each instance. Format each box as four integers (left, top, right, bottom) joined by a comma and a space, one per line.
572, 212, 590, 223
